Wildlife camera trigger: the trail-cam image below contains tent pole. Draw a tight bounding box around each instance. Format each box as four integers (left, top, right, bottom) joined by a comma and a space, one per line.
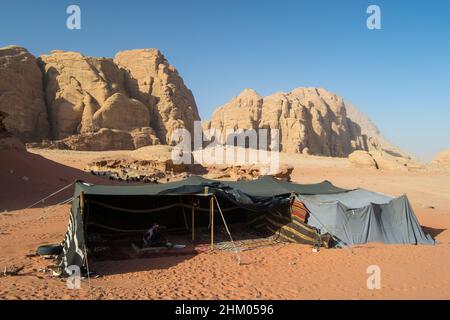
213, 195, 241, 265
191, 198, 195, 242
80, 191, 85, 214
210, 195, 214, 250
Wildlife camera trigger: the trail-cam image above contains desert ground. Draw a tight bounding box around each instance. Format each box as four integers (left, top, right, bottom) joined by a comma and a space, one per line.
0, 148, 449, 300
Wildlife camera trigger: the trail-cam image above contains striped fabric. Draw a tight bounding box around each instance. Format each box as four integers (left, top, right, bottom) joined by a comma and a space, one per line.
290, 198, 309, 223
247, 210, 324, 247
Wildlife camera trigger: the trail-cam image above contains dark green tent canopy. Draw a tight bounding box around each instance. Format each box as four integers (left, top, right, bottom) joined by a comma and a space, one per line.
71, 175, 350, 197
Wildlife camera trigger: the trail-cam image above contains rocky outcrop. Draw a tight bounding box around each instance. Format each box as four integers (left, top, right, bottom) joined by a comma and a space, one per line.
40, 51, 149, 139
0, 47, 198, 151
0, 45, 415, 159
114, 49, 200, 144
0, 111, 26, 151
432, 149, 450, 167
349, 150, 421, 171
87, 156, 189, 183
205, 88, 368, 157
348, 151, 379, 169
205, 87, 415, 160
0, 46, 49, 142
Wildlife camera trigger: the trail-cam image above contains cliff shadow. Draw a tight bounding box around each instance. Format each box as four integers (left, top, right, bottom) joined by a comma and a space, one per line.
0, 150, 117, 212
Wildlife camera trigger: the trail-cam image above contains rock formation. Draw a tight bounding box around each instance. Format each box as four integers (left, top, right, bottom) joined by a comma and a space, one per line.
348, 150, 421, 171
40, 50, 131, 139
114, 49, 200, 144
0, 111, 25, 151
0, 46, 49, 142
0, 46, 199, 150
0, 45, 414, 160
348, 151, 379, 169
205, 88, 369, 157
205, 87, 414, 160
432, 148, 450, 167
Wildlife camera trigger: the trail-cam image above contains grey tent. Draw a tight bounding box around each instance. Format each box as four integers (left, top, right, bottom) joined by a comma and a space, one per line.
298, 189, 435, 247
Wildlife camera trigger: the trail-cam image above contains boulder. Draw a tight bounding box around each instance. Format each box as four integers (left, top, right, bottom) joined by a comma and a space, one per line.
349, 151, 378, 169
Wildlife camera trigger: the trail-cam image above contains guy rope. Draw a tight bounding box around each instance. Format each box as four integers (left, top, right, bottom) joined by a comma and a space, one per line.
213, 195, 242, 265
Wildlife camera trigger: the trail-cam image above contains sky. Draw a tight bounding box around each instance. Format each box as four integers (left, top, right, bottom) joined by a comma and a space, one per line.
0, 0, 449, 161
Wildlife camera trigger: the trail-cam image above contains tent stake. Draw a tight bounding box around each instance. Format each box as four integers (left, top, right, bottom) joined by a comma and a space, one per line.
210, 195, 214, 250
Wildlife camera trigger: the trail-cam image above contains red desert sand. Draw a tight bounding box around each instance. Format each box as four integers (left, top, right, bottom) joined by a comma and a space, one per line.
0, 149, 449, 300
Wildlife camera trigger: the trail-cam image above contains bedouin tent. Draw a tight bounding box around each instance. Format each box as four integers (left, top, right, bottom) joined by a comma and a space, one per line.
57, 175, 434, 273
57, 176, 347, 271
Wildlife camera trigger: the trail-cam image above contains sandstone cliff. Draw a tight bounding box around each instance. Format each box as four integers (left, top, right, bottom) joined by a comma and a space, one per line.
114, 49, 200, 144
0, 46, 50, 142
0, 46, 199, 150
0, 110, 25, 151
0, 45, 412, 159
205, 88, 372, 157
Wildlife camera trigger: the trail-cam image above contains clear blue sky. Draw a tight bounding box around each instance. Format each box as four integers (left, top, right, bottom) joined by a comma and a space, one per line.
1, 0, 449, 161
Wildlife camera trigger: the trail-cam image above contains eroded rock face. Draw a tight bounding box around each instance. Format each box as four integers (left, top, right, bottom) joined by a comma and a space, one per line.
0, 46, 49, 142
39, 51, 145, 139
0, 111, 26, 151
34, 49, 199, 149
205, 88, 368, 157
114, 49, 200, 144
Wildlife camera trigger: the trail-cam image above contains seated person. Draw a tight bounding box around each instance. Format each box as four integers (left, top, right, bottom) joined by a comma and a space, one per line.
142, 223, 171, 248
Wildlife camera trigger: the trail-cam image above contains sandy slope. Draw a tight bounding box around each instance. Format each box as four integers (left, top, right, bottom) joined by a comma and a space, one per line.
0, 148, 449, 300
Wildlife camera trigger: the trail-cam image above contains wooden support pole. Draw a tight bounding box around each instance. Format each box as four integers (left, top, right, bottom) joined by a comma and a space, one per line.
80, 191, 85, 214
210, 195, 214, 250
191, 201, 195, 242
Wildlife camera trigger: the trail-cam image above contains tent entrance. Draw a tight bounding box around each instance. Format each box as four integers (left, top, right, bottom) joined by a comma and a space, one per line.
82, 193, 278, 262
